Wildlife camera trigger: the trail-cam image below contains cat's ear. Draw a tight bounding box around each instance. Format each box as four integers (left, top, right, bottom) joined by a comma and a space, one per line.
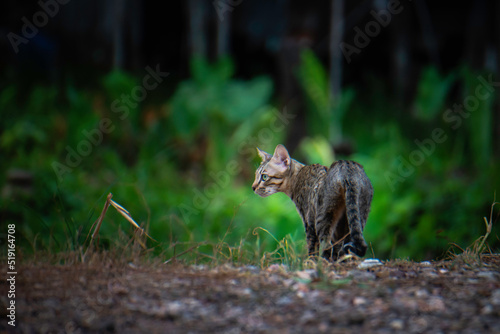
256, 147, 272, 162
272, 144, 291, 171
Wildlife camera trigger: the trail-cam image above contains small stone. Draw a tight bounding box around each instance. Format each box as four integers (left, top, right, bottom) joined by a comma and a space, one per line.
276, 296, 293, 306
299, 311, 316, 324
318, 322, 329, 332
348, 270, 376, 282
296, 269, 317, 281
390, 319, 404, 330
267, 264, 288, 272
353, 296, 368, 306
424, 271, 439, 278
282, 278, 295, 288
481, 304, 494, 315
190, 264, 208, 271
239, 265, 260, 274
152, 301, 183, 318
357, 258, 383, 269
294, 283, 309, 296
478, 271, 497, 281
426, 296, 446, 312
490, 289, 500, 306
237, 288, 253, 297
375, 270, 390, 279
415, 289, 429, 298
420, 261, 432, 266
296, 290, 306, 298
409, 316, 428, 333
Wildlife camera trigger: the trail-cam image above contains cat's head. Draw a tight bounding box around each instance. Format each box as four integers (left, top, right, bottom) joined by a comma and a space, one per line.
252, 144, 291, 197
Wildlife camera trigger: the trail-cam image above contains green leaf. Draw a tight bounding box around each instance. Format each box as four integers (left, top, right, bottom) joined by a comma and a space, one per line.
298, 136, 335, 166
414, 67, 456, 121
102, 70, 138, 102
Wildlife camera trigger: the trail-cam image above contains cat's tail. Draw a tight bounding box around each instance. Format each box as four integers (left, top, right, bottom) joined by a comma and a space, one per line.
344, 182, 362, 234
344, 181, 367, 256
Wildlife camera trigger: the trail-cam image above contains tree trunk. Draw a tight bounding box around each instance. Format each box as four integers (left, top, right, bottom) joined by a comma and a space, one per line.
187, 0, 208, 58
329, 0, 344, 101
113, 0, 125, 69
391, 3, 412, 105
216, 8, 231, 59
494, 1, 500, 158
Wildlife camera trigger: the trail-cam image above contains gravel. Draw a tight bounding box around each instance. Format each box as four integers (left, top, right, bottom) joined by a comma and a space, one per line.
7, 255, 500, 333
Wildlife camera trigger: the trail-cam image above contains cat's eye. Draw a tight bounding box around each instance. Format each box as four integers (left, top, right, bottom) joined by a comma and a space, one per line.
261, 174, 269, 182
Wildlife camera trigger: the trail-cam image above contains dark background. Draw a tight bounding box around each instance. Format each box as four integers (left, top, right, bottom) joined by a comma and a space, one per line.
3, 1, 500, 99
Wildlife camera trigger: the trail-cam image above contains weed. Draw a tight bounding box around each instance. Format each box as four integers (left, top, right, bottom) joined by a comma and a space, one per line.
252, 227, 305, 270
83, 193, 156, 262
447, 195, 499, 267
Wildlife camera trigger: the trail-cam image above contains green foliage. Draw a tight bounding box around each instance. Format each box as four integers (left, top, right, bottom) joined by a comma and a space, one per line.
460, 67, 494, 166
296, 49, 355, 145
102, 70, 139, 103
298, 136, 335, 166
1, 59, 498, 264
342, 67, 499, 261
1, 57, 295, 263
169, 56, 273, 171
296, 49, 330, 139
0, 86, 57, 158
414, 67, 456, 121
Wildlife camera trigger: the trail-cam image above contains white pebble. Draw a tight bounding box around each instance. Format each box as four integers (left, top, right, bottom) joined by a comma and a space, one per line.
357, 258, 383, 269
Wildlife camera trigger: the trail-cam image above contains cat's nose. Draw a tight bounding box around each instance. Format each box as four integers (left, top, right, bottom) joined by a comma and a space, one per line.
252, 185, 257, 191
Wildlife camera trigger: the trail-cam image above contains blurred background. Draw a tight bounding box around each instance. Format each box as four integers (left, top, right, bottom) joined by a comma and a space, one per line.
1, 0, 499, 261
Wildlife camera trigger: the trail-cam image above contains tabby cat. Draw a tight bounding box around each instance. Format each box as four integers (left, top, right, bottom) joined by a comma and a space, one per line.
252, 144, 373, 261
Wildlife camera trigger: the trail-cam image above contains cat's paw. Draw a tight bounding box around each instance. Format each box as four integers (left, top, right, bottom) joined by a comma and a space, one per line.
343, 241, 367, 257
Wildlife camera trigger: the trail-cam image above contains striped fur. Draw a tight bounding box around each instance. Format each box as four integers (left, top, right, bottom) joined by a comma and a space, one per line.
253, 144, 373, 261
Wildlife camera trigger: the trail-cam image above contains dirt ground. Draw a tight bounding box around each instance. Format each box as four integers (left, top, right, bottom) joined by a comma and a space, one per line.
4, 255, 500, 334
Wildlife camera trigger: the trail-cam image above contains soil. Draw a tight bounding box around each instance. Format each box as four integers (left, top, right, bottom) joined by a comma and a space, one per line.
4, 255, 500, 334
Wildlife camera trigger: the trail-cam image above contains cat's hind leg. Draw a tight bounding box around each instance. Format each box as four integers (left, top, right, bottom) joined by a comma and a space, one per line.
315, 211, 334, 260
305, 221, 319, 257
316, 209, 345, 261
